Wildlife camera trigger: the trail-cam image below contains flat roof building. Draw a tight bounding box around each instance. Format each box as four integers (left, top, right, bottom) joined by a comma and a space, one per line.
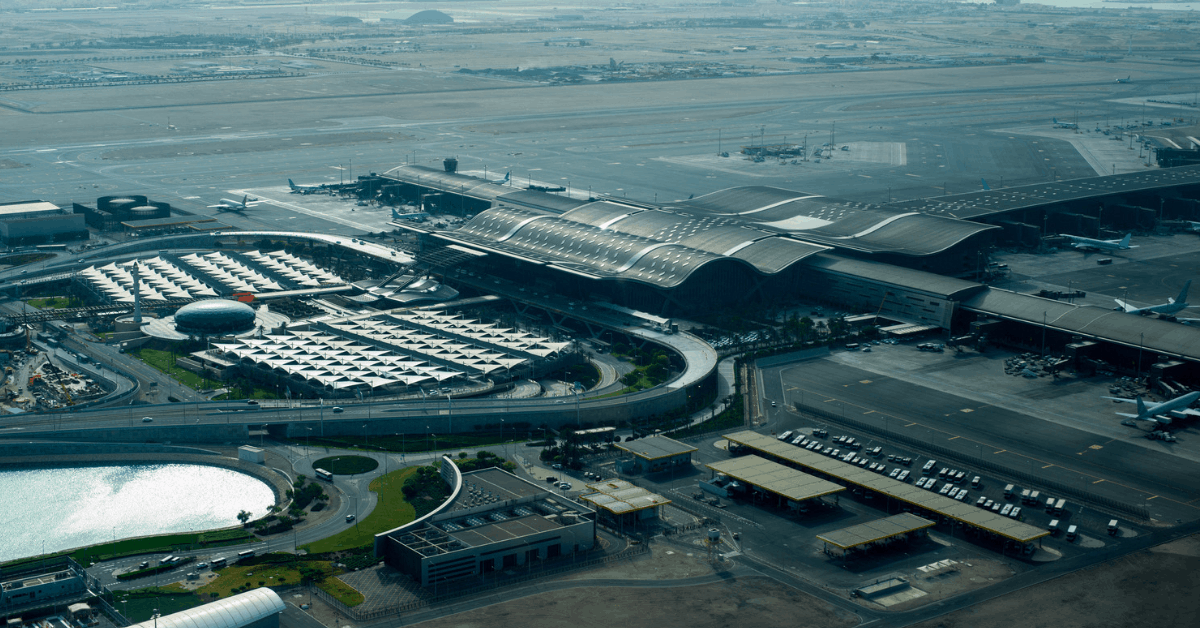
378, 461, 596, 587
616, 435, 697, 474
816, 513, 935, 557
579, 479, 671, 522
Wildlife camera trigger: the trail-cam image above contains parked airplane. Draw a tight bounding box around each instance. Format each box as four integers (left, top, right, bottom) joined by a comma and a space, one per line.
1061, 233, 1134, 251
1116, 76, 1132, 84
207, 195, 264, 213
981, 178, 991, 191
1115, 280, 1192, 316
491, 171, 511, 185
288, 179, 327, 194
1106, 391, 1200, 426
1053, 118, 1079, 129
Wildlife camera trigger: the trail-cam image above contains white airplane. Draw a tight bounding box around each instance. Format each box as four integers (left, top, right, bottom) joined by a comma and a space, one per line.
1116, 76, 1132, 84
207, 195, 265, 213
1061, 233, 1134, 251
1053, 117, 1079, 129
1115, 280, 1192, 316
491, 171, 511, 185
288, 179, 327, 194
1106, 391, 1200, 426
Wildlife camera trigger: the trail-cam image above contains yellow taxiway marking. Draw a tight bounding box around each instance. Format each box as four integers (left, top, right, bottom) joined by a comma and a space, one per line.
1147, 495, 1159, 500
993, 449, 1006, 454
1043, 464, 1054, 469
949, 436, 960, 440
961, 408, 973, 413
1093, 479, 1106, 485
864, 410, 875, 415
906, 422, 917, 427
824, 398, 837, 403
859, 380, 873, 384
1090, 445, 1103, 450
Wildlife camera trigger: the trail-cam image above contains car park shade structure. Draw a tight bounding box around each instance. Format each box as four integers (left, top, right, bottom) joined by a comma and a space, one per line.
615, 435, 698, 461
723, 430, 1050, 544
579, 479, 671, 516
816, 513, 935, 551
706, 455, 845, 503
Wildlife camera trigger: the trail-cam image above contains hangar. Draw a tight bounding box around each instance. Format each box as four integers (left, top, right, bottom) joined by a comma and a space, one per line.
124, 588, 285, 628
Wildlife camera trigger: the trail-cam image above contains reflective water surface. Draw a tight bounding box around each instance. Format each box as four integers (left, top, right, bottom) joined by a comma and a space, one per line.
0, 464, 275, 562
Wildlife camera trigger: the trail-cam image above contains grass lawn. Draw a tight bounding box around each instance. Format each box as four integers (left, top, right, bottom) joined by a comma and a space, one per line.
113, 587, 205, 623
195, 562, 316, 598
213, 385, 282, 401
28, 296, 76, 309
131, 348, 222, 391
317, 576, 365, 607
301, 467, 418, 554
313, 455, 378, 475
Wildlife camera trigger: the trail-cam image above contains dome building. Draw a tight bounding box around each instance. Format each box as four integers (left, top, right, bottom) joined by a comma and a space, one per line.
174, 300, 258, 334
141, 299, 288, 340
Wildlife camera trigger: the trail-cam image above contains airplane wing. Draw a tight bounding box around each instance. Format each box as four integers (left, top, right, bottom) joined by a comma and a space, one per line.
1114, 299, 1143, 313
207, 203, 230, 209
1103, 396, 1138, 404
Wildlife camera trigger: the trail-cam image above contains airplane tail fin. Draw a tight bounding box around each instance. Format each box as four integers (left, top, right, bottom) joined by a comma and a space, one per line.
1053, 118, 1059, 124
503, 171, 510, 183
1119, 233, 1132, 248
1177, 280, 1191, 305
242, 195, 248, 205
1136, 396, 1148, 418
288, 179, 297, 189
981, 178, 990, 191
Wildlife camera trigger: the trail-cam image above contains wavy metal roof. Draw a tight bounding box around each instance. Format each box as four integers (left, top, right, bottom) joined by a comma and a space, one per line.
127, 588, 284, 628
887, 164, 1200, 220
440, 204, 827, 289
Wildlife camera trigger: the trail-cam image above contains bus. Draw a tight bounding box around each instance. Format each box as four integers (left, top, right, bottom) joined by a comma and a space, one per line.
314, 468, 334, 482
210, 557, 227, 568
237, 550, 255, 561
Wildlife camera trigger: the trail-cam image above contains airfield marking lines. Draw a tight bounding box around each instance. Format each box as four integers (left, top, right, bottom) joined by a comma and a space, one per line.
994, 449, 1007, 454
786, 383, 1200, 511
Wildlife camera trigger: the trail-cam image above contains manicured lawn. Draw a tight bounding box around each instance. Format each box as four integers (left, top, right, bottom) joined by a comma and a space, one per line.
130, 348, 221, 391
317, 576, 365, 607
28, 296, 75, 309
313, 455, 379, 475
195, 562, 316, 598
301, 467, 418, 554
113, 587, 205, 623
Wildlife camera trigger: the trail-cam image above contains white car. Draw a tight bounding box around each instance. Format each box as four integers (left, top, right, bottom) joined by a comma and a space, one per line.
558, 482, 572, 490
142, 417, 153, 423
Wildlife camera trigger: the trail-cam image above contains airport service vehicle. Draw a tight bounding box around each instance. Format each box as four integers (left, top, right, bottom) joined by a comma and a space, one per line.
1004, 484, 1016, 499
777, 431, 793, 442
1066, 525, 1078, 541
1048, 520, 1060, 535
1108, 520, 1120, 535
971, 476, 981, 489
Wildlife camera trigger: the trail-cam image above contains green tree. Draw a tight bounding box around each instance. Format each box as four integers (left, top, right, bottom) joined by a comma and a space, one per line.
237, 510, 252, 525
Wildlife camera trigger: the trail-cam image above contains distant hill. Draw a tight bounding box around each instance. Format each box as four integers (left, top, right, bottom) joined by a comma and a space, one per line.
406, 10, 454, 26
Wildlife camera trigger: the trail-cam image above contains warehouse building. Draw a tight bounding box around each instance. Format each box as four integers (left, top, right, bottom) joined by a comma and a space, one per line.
0, 201, 87, 245
377, 458, 596, 586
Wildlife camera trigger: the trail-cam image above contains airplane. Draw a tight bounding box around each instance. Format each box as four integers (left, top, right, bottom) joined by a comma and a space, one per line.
1061, 233, 1135, 251
491, 171, 511, 186
1115, 280, 1192, 316
981, 178, 991, 191
1106, 391, 1200, 427
288, 179, 327, 194
207, 195, 265, 213
1053, 118, 1079, 129
1116, 76, 1132, 84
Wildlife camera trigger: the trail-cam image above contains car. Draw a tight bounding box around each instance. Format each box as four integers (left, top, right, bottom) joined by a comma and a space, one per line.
771, 400, 777, 407
552, 463, 563, 470
246, 400, 259, 406
546, 476, 558, 483
558, 482, 572, 490
331, 406, 344, 413
196, 562, 209, 570
138, 561, 150, 570
345, 514, 356, 523
141, 417, 153, 423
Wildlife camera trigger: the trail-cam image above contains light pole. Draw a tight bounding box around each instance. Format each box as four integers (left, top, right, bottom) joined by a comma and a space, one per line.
318, 397, 325, 437
445, 391, 453, 435
1041, 311, 1048, 356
